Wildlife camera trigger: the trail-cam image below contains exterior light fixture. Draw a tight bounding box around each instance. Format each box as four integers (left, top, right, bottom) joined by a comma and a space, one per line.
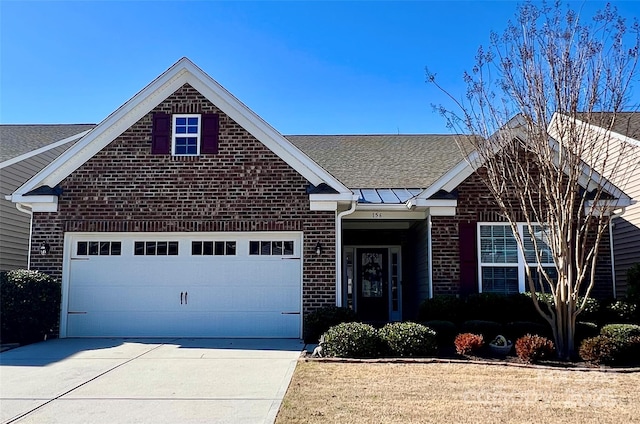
39, 242, 51, 256
315, 242, 323, 255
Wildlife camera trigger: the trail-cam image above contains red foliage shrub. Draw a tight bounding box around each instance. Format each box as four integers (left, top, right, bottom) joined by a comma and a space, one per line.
515, 334, 555, 363
454, 333, 484, 355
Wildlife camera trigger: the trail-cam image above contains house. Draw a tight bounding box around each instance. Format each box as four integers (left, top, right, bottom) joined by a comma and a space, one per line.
550, 113, 640, 297
7, 58, 632, 339
0, 125, 94, 270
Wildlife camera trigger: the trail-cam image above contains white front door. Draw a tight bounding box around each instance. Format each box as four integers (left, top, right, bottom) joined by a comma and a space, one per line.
62, 232, 303, 338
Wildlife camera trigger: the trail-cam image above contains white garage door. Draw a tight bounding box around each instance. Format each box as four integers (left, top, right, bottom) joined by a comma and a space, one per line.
62, 232, 302, 338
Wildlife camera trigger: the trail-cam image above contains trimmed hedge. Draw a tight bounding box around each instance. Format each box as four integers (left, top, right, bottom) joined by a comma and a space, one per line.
322, 322, 383, 358
504, 321, 550, 341
0, 270, 60, 344
379, 322, 437, 357
304, 306, 356, 343
422, 320, 458, 348
460, 320, 502, 342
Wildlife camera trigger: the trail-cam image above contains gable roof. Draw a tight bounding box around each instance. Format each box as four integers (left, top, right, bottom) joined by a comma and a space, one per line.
11, 58, 351, 206
574, 112, 640, 141
0, 124, 95, 165
287, 134, 475, 188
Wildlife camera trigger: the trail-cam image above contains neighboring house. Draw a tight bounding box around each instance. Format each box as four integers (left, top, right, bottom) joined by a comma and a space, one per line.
8, 58, 632, 339
0, 125, 95, 270
552, 113, 640, 297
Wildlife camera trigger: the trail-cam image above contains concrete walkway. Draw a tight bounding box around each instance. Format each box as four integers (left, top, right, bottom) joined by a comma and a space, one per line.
0, 338, 303, 424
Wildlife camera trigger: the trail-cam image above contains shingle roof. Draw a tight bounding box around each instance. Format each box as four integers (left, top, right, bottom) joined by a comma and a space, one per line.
0, 124, 95, 163
574, 112, 640, 140
286, 134, 473, 189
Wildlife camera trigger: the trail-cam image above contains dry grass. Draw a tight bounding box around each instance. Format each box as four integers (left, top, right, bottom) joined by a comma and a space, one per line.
276, 361, 640, 424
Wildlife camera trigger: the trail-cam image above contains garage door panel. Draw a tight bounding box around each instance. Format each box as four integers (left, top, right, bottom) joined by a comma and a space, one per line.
65, 232, 303, 338
67, 311, 299, 338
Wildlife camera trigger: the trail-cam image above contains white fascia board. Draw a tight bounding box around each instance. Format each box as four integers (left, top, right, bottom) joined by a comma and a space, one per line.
346, 210, 428, 220
13, 58, 350, 197
410, 198, 458, 208
310, 200, 338, 211
356, 203, 414, 211
428, 206, 457, 216
585, 199, 634, 216
0, 130, 92, 170
309, 193, 357, 202
10, 195, 58, 212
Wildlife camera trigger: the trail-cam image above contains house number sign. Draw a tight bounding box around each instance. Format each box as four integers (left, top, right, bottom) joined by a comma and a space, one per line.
372, 212, 383, 219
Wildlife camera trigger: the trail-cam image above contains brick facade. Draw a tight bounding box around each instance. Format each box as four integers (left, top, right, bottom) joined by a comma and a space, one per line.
431, 172, 614, 298
29, 83, 337, 316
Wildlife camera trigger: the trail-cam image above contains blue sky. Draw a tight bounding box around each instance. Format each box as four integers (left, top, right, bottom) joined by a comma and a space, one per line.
1, 1, 639, 134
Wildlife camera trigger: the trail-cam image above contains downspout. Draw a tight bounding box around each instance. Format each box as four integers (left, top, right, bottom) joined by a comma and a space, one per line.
427, 215, 434, 299
15, 202, 34, 270
336, 199, 357, 306
609, 207, 626, 299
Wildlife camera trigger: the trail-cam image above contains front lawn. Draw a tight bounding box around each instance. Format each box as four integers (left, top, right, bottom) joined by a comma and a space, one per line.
276, 361, 639, 423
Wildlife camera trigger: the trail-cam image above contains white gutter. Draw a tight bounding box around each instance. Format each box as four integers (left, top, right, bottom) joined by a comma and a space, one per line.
335, 199, 358, 306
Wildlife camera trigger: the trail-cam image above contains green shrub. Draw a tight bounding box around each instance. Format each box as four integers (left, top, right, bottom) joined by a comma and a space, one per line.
504, 321, 551, 341
626, 263, 640, 305
0, 269, 60, 344
423, 320, 458, 348
575, 321, 600, 345
304, 306, 356, 343
600, 323, 640, 340
379, 322, 437, 357
454, 333, 484, 356
322, 322, 384, 358
417, 295, 463, 323
514, 334, 555, 363
602, 301, 638, 324
460, 320, 503, 341
464, 293, 539, 323
579, 333, 640, 366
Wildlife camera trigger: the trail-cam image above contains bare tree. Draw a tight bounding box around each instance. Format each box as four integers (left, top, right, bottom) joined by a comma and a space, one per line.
428, 1, 640, 359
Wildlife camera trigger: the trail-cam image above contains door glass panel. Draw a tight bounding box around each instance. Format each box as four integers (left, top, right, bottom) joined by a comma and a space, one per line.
361, 252, 383, 298
391, 252, 399, 311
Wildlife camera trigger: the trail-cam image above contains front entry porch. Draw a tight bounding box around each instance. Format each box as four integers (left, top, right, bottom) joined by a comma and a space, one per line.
340, 219, 431, 322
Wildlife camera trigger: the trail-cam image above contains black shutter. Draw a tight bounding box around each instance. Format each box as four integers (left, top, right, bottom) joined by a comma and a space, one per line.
459, 221, 479, 297
151, 113, 171, 154
201, 113, 219, 154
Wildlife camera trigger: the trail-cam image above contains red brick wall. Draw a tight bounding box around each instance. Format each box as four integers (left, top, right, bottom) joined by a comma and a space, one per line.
30, 83, 337, 315
431, 172, 614, 298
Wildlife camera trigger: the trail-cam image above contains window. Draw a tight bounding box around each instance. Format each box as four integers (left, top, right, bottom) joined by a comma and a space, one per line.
134, 241, 179, 256
478, 223, 555, 294
249, 240, 294, 256
172, 114, 201, 156
191, 241, 236, 256
77, 241, 121, 256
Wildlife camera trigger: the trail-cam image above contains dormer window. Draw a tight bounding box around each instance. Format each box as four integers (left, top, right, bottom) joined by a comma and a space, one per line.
173, 114, 201, 156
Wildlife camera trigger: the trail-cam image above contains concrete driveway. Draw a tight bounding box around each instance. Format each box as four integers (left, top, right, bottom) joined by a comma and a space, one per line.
0, 338, 303, 424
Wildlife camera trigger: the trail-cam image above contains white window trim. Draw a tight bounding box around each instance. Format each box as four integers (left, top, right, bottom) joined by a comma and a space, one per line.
172, 114, 201, 156
477, 222, 555, 294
